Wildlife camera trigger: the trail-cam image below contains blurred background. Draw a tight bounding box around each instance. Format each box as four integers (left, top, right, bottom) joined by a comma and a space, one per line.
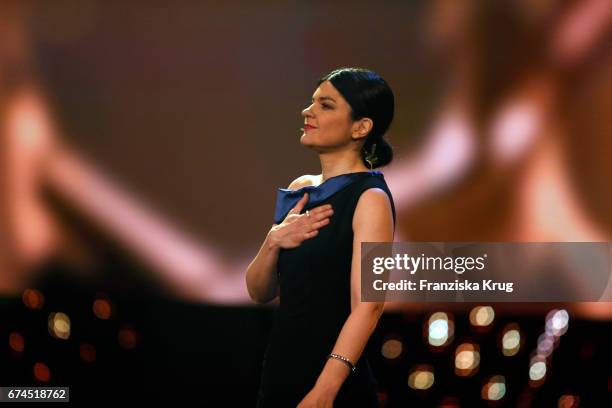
1, 0, 611, 405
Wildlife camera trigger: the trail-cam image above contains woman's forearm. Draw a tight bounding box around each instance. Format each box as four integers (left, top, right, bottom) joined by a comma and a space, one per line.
313, 302, 385, 394
245, 228, 281, 303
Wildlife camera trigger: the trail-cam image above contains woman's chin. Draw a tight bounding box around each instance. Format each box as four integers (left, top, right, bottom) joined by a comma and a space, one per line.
299, 134, 312, 146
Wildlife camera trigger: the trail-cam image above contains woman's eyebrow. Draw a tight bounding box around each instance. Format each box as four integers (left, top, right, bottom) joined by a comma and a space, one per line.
311, 95, 337, 103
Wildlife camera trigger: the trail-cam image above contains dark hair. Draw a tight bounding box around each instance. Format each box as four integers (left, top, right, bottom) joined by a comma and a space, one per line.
317, 67, 394, 168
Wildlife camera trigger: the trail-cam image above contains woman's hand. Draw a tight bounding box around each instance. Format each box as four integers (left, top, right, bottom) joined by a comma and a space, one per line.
269, 193, 333, 250
296, 385, 337, 408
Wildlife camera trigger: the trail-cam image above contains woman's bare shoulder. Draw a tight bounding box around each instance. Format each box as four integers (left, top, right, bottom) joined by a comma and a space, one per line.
286, 174, 323, 189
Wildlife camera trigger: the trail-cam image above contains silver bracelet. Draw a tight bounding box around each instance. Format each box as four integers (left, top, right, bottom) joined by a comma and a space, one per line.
327, 353, 357, 374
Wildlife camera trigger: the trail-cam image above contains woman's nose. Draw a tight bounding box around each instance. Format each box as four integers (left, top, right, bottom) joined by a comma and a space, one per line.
302, 106, 314, 117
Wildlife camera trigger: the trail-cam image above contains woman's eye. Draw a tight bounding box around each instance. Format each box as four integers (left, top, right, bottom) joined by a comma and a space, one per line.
305, 101, 332, 110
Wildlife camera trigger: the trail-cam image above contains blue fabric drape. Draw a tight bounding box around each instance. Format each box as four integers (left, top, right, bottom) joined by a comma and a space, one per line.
273, 170, 383, 224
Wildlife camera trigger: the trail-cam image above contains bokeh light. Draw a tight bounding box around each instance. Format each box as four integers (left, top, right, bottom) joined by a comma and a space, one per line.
381, 337, 403, 360
558, 395, 580, 408
33, 362, 50, 382
536, 333, 557, 357
408, 364, 435, 390
22, 288, 45, 309
546, 309, 569, 337
469, 306, 495, 327
501, 324, 521, 357
118, 325, 138, 349
529, 360, 547, 382
481, 375, 506, 402
48, 312, 71, 340
427, 312, 454, 348
93, 294, 113, 320
9, 332, 25, 353
455, 343, 480, 377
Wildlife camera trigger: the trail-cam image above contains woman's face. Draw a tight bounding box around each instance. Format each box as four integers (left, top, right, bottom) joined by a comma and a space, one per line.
300, 80, 357, 151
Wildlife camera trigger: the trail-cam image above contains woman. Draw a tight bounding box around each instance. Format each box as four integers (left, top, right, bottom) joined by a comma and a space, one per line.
246, 67, 396, 407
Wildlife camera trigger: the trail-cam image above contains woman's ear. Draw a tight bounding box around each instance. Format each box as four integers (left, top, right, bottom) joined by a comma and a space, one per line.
351, 118, 373, 141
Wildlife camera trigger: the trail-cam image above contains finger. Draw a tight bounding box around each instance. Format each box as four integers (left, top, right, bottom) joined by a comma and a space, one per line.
307, 208, 333, 222
313, 203, 333, 212
303, 229, 319, 239
309, 218, 330, 230
310, 205, 333, 217
290, 193, 309, 214
301, 210, 334, 225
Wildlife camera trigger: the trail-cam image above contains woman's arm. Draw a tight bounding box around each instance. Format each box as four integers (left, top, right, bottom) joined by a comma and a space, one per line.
245, 229, 282, 303
299, 188, 394, 406
246, 176, 335, 304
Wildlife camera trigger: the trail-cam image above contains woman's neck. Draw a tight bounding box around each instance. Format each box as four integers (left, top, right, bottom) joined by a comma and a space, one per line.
318, 151, 370, 183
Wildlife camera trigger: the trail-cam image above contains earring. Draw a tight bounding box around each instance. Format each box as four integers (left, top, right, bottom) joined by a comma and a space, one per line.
364, 143, 377, 170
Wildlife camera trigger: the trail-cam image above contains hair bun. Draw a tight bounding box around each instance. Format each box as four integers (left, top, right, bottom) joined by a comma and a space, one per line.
363, 137, 393, 169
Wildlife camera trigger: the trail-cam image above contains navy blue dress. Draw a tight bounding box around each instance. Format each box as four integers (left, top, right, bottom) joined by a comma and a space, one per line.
257, 171, 396, 408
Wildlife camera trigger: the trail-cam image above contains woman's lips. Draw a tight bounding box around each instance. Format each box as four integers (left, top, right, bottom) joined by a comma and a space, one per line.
303, 124, 317, 131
